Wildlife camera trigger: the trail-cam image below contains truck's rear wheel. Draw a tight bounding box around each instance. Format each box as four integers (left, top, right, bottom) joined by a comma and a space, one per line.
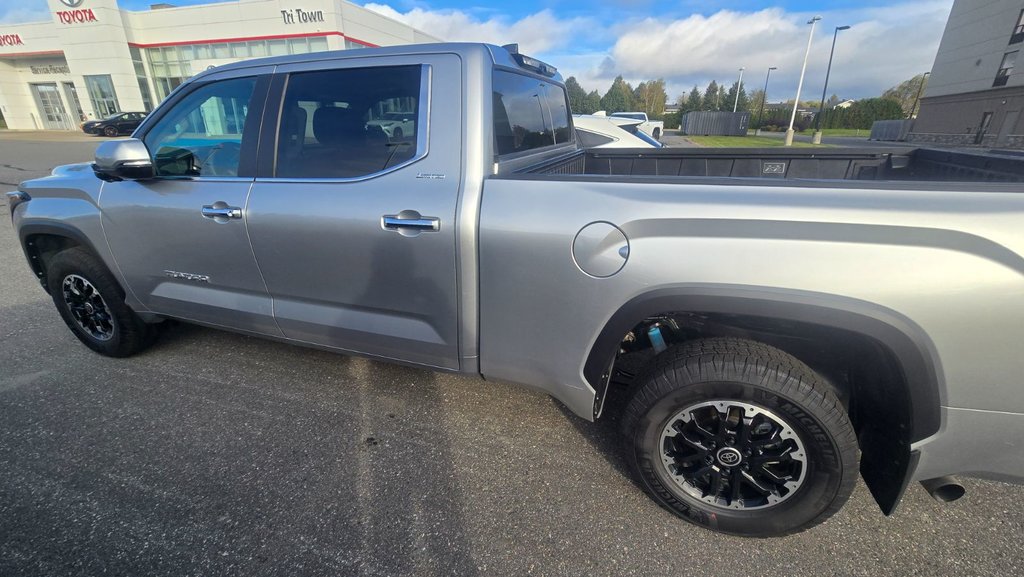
653, 127, 661, 140
621, 338, 858, 537
46, 247, 157, 357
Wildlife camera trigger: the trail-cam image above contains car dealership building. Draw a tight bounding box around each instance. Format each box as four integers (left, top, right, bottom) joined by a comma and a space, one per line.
0, 0, 440, 131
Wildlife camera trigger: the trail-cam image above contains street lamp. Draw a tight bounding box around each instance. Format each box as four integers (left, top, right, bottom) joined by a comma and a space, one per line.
813, 25, 851, 145
733, 67, 745, 112
786, 15, 821, 146
909, 71, 931, 119
755, 66, 777, 136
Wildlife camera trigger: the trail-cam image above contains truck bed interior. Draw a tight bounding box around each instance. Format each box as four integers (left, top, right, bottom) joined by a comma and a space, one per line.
521, 148, 1024, 183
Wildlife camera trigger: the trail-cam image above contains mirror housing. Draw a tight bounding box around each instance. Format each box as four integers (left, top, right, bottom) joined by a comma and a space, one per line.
93, 138, 154, 181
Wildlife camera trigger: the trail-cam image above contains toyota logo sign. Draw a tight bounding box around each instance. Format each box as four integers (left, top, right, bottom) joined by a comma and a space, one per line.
59, 0, 85, 7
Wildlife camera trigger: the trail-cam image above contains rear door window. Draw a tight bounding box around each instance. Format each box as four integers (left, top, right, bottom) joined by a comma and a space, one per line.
275, 65, 424, 179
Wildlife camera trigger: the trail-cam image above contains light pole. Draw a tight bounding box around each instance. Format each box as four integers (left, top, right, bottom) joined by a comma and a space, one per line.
909, 71, 930, 119
812, 25, 850, 144
786, 15, 821, 146
733, 67, 745, 112
755, 66, 777, 136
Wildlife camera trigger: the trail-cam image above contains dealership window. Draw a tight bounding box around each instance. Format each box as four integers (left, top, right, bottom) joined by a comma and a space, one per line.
274, 65, 423, 179
146, 46, 191, 101
143, 76, 256, 177
994, 51, 1017, 87
145, 36, 335, 103
129, 47, 155, 111
344, 39, 368, 50
84, 75, 121, 118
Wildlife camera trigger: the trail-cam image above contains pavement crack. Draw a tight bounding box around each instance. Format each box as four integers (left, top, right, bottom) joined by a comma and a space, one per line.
1, 164, 30, 172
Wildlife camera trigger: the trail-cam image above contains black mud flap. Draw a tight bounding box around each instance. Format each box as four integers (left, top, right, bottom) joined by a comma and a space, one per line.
860, 424, 920, 515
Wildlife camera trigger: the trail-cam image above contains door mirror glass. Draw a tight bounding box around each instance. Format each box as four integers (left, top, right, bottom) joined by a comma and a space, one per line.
93, 138, 154, 181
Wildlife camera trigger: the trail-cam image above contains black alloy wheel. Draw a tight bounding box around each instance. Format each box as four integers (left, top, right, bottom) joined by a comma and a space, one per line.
622, 338, 858, 537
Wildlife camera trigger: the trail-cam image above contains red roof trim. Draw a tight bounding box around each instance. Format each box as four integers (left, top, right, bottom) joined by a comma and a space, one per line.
127, 31, 379, 49
0, 49, 65, 59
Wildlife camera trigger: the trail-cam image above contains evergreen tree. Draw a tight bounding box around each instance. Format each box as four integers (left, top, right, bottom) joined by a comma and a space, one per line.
564, 77, 589, 114
701, 80, 720, 111
685, 86, 702, 113
585, 90, 602, 114
600, 76, 634, 113
725, 81, 750, 112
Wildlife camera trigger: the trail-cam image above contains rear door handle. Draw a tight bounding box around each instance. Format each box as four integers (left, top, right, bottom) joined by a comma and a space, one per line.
202, 205, 242, 220
382, 211, 440, 234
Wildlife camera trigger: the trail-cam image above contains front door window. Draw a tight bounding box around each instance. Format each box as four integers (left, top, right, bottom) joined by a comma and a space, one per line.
143, 76, 255, 177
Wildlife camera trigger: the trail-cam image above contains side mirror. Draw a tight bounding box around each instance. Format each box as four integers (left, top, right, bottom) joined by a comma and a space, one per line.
93, 138, 154, 181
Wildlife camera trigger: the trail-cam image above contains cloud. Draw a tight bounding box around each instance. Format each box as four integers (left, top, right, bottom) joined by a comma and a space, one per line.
363, 4, 599, 55
602, 1, 953, 100
365, 0, 952, 102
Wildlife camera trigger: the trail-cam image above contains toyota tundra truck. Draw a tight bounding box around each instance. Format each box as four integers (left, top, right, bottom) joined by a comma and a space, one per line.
8, 42, 1024, 537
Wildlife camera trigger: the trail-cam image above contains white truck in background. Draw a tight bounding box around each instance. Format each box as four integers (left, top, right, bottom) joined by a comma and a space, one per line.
610, 111, 664, 140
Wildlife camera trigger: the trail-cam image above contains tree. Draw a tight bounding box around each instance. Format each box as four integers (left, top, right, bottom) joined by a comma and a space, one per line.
748, 88, 767, 121
684, 86, 702, 114
883, 73, 929, 117
585, 90, 602, 114
633, 79, 668, 119
821, 97, 905, 129
600, 75, 634, 113
725, 81, 749, 112
564, 77, 589, 114
701, 80, 720, 111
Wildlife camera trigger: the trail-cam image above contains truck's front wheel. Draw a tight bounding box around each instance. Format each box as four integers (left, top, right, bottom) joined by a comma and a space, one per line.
621, 338, 858, 537
46, 247, 157, 357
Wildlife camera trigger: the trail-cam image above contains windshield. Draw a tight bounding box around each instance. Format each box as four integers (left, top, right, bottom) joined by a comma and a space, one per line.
612, 112, 646, 121
102, 113, 125, 121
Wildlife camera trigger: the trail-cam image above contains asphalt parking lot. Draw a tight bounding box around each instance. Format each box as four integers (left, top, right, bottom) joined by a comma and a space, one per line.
1, 133, 1022, 577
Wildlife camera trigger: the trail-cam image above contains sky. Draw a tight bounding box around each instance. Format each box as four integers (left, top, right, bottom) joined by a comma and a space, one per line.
0, 0, 955, 103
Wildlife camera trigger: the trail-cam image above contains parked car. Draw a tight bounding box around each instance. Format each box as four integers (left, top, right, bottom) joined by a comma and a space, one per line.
610, 111, 664, 140
366, 111, 416, 140
9, 42, 1024, 538
573, 114, 664, 148
81, 112, 148, 137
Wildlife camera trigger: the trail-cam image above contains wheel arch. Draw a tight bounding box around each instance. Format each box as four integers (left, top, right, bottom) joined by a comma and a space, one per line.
19, 222, 105, 294
585, 285, 944, 515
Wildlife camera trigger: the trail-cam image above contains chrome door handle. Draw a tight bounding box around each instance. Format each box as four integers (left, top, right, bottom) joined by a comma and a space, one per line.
201, 205, 242, 219
382, 212, 440, 233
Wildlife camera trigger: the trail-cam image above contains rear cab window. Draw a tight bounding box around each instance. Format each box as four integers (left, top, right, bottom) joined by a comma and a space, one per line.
492, 70, 573, 157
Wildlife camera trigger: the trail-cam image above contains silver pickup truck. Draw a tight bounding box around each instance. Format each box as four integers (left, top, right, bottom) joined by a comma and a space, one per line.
8, 42, 1024, 537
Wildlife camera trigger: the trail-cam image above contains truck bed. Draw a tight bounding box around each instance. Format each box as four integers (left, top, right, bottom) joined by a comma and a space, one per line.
522, 147, 1024, 183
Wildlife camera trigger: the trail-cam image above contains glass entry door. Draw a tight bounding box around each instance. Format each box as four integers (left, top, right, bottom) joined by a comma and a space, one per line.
62, 81, 85, 123
84, 75, 121, 118
31, 83, 74, 130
